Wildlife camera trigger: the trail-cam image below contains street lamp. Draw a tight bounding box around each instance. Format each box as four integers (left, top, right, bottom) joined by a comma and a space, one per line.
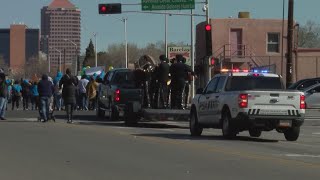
42, 35, 50, 73
107, 16, 128, 68
93, 33, 98, 67
64, 38, 78, 75
50, 47, 62, 72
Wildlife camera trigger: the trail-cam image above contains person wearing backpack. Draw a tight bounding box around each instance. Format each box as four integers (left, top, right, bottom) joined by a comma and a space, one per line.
12, 80, 22, 110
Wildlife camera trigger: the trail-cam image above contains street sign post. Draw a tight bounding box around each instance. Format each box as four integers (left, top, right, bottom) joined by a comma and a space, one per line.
168, 46, 192, 66
141, 0, 195, 11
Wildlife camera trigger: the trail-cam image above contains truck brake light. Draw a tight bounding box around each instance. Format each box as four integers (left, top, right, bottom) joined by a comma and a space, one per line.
300, 95, 306, 109
239, 94, 248, 108
115, 89, 120, 102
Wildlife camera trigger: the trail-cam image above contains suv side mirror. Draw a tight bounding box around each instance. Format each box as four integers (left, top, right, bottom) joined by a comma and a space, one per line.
196, 88, 204, 94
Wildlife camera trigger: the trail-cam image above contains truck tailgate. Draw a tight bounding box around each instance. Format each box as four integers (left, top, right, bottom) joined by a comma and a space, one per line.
119, 88, 143, 103
245, 91, 303, 115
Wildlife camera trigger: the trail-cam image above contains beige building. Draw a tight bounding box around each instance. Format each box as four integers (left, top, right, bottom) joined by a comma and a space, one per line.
196, 13, 320, 85
41, 0, 81, 73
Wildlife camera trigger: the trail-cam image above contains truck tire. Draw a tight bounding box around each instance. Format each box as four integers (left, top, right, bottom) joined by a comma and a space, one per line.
284, 127, 300, 141
249, 129, 262, 138
190, 110, 203, 136
96, 101, 105, 119
109, 105, 119, 121
124, 104, 139, 126
222, 111, 237, 139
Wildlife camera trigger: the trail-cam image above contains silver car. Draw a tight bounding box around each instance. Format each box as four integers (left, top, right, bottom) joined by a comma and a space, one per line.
304, 83, 320, 109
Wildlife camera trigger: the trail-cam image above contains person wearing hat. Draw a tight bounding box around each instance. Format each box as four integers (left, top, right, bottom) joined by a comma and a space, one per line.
154, 55, 170, 108
0, 72, 8, 120
169, 54, 193, 109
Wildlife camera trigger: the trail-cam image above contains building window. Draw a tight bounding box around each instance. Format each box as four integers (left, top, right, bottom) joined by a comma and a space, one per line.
267, 33, 280, 53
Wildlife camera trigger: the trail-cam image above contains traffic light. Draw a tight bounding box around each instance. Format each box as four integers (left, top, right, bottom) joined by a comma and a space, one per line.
210, 56, 215, 66
205, 24, 212, 56
99, 3, 122, 14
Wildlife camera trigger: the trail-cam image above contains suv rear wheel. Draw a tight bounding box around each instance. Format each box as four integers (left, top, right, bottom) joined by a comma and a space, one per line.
249, 129, 262, 138
284, 127, 300, 141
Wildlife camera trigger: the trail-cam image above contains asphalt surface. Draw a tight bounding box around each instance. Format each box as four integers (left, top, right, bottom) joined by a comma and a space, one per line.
0, 110, 320, 180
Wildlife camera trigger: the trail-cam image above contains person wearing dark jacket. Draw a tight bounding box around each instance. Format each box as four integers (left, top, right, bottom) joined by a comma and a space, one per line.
0, 72, 8, 120
37, 74, 54, 122
59, 68, 77, 123
169, 54, 193, 109
22, 80, 31, 110
154, 55, 170, 108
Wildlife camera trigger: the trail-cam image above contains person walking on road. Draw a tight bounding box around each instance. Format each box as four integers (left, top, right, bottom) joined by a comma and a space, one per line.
37, 74, 54, 122
59, 68, 77, 123
11, 80, 22, 110
30, 81, 39, 111
78, 75, 89, 111
0, 72, 8, 120
86, 76, 99, 111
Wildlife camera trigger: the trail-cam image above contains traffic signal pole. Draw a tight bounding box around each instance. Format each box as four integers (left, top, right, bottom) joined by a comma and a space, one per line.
286, 0, 294, 87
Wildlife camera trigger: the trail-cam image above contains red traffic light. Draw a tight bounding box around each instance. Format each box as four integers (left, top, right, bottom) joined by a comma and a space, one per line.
210, 57, 215, 66
205, 24, 212, 31
99, 3, 122, 14
100, 5, 107, 13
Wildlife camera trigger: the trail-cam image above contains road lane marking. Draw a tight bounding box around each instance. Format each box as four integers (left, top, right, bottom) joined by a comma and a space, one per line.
285, 154, 320, 158
312, 132, 320, 135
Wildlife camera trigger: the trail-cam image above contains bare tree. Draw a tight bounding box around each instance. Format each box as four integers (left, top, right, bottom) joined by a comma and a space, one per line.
298, 21, 320, 48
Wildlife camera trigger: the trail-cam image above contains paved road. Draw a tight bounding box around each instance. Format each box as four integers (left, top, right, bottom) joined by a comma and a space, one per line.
0, 110, 319, 180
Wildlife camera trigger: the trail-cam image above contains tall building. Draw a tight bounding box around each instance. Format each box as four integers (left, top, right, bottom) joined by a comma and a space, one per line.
0, 24, 39, 71
41, 0, 81, 73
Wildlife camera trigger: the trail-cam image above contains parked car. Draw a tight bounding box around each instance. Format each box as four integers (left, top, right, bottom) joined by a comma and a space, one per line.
303, 83, 320, 109
287, 78, 320, 90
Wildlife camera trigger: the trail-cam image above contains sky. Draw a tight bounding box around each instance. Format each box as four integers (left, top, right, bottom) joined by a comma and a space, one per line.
0, 0, 319, 53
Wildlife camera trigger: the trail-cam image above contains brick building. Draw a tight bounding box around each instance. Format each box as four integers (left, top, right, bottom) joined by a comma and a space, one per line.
0, 24, 39, 72
41, 0, 81, 73
196, 13, 320, 86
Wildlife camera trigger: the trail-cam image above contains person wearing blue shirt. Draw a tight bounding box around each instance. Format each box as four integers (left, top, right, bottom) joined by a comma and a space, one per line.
12, 80, 22, 110
30, 81, 39, 110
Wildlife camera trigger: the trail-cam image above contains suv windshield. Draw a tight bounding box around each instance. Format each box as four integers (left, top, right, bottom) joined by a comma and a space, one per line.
225, 76, 283, 91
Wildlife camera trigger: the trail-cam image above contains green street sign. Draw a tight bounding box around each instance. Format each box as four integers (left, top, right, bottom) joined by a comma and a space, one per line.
141, 0, 195, 11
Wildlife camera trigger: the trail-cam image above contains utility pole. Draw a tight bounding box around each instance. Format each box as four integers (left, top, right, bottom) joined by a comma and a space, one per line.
94, 33, 98, 67
124, 18, 128, 68
191, 9, 195, 98
286, 0, 294, 88
165, 13, 168, 58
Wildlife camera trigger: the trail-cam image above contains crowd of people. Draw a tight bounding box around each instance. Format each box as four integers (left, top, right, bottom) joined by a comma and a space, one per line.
0, 68, 103, 123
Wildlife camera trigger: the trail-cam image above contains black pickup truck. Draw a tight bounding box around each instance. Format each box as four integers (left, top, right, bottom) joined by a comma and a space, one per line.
97, 68, 143, 125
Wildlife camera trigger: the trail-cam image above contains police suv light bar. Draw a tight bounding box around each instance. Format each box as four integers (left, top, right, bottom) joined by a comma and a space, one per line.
220, 69, 270, 73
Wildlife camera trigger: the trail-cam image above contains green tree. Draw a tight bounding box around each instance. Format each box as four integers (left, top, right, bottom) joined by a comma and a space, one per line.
83, 39, 95, 67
